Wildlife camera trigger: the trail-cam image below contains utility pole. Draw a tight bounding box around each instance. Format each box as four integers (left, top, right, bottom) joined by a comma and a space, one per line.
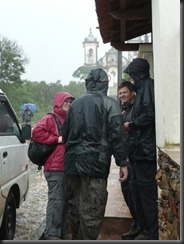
117, 50, 122, 101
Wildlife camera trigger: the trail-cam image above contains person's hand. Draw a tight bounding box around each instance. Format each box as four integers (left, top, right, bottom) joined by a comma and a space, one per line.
121, 110, 125, 115
124, 122, 131, 133
58, 136, 63, 143
119, 166, 128, 182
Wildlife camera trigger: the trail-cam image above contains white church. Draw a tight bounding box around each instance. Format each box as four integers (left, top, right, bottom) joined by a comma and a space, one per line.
82, 29, 148, 98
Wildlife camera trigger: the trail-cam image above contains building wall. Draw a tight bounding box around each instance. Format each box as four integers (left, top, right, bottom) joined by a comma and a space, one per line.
152, 0, 180, 146
136, 3, 180, 239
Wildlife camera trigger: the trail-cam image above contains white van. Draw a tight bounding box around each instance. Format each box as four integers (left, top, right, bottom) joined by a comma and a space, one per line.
0, 89, 31, 240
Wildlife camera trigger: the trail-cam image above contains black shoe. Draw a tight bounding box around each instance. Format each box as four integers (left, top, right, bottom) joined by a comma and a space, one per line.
39, 232, 61, 240
121, 228, 140, 240
39, 232, 47, 240
134, 230, 150, 240
60, 234, 68, 240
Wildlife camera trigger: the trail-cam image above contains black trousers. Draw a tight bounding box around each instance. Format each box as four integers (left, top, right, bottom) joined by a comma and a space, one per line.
131, 160, 159, 240
121, 161, 137, 229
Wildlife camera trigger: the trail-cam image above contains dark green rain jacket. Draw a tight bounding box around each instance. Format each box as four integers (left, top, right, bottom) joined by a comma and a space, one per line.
63, 68, 128, 179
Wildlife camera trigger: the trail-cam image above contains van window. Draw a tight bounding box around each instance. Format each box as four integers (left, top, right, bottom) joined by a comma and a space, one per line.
0, 101, 21, 140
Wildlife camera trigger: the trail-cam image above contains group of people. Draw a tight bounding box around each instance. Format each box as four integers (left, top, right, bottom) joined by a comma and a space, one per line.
31, 57, 158, 240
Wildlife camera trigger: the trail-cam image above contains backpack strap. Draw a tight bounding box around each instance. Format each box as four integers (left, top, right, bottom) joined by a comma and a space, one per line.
47, 113, 63, 135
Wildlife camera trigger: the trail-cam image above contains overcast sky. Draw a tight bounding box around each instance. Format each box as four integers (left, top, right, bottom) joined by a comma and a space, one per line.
0, 0, 111, 85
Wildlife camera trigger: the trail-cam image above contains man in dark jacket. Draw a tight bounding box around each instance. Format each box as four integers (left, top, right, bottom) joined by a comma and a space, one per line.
118, 81, 140, 240
63, 68, 128, 240
123, 58, 158, 240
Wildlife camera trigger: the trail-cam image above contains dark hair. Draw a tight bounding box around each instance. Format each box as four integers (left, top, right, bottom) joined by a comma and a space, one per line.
118, 80, 135, 92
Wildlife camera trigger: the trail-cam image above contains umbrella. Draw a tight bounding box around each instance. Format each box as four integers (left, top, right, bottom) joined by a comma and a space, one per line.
20, 103, 38, 112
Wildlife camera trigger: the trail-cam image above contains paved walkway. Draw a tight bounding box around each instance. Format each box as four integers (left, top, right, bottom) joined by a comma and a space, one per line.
105, 157, 131, 218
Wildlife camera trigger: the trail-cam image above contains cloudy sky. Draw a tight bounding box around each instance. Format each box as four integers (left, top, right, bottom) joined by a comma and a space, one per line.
0, 0, 111, 85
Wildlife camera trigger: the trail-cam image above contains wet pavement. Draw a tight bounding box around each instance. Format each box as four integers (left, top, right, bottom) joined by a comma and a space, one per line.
97, 157, 132, 240
105, 157, 131, 218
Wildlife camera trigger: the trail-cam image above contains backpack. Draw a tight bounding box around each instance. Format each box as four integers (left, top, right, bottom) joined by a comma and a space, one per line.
28, 113, 63, 170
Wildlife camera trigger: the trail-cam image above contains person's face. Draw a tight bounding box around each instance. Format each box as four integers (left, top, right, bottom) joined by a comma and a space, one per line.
61, 98, 73, 111
118, 87, 134, 104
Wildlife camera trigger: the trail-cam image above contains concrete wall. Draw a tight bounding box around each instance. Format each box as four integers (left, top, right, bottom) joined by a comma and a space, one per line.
152, 0, 180, 146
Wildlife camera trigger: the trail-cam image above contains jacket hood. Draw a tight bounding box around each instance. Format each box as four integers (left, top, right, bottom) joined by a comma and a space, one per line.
123, 58, 150, 82
85, 68, 109, 95
53, 92, 74, 116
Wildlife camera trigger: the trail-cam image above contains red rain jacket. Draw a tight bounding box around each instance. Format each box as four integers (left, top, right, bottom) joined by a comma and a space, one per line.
32, 92, 74, 171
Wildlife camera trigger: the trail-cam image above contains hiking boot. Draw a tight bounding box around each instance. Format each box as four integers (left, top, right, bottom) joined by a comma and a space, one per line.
134, 230, 150, 240
121, 228, 140, 240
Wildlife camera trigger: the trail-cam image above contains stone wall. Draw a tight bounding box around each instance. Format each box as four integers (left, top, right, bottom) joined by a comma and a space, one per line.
156, 148, 180, 240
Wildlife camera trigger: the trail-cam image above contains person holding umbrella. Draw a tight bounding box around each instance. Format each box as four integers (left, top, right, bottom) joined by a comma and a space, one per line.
22, 105, 33, 125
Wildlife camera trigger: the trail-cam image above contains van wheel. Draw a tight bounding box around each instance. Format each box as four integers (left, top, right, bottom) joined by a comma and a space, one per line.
0, 192, 16, 240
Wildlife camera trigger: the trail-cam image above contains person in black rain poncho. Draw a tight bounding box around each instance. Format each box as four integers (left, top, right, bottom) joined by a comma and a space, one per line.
63, 68, 129, 240
123, 58, 158, 240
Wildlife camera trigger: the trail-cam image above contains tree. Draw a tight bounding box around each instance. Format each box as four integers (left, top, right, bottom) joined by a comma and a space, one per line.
72, 64, 103, 81
63, 81, 85, 98
0, 35, 29, 83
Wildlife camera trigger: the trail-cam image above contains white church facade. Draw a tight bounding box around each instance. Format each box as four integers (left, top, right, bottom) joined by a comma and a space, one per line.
82, 29, 137, 98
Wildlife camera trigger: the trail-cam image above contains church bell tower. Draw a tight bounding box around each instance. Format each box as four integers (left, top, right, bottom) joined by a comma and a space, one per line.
83, 28, 99, 66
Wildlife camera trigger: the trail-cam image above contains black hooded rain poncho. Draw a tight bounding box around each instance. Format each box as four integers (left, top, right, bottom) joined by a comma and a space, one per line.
124, 58, 156, 161
63, 68, 128, 179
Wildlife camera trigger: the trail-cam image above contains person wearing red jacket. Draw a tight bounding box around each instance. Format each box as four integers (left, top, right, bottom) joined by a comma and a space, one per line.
32, 92, 74, 240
